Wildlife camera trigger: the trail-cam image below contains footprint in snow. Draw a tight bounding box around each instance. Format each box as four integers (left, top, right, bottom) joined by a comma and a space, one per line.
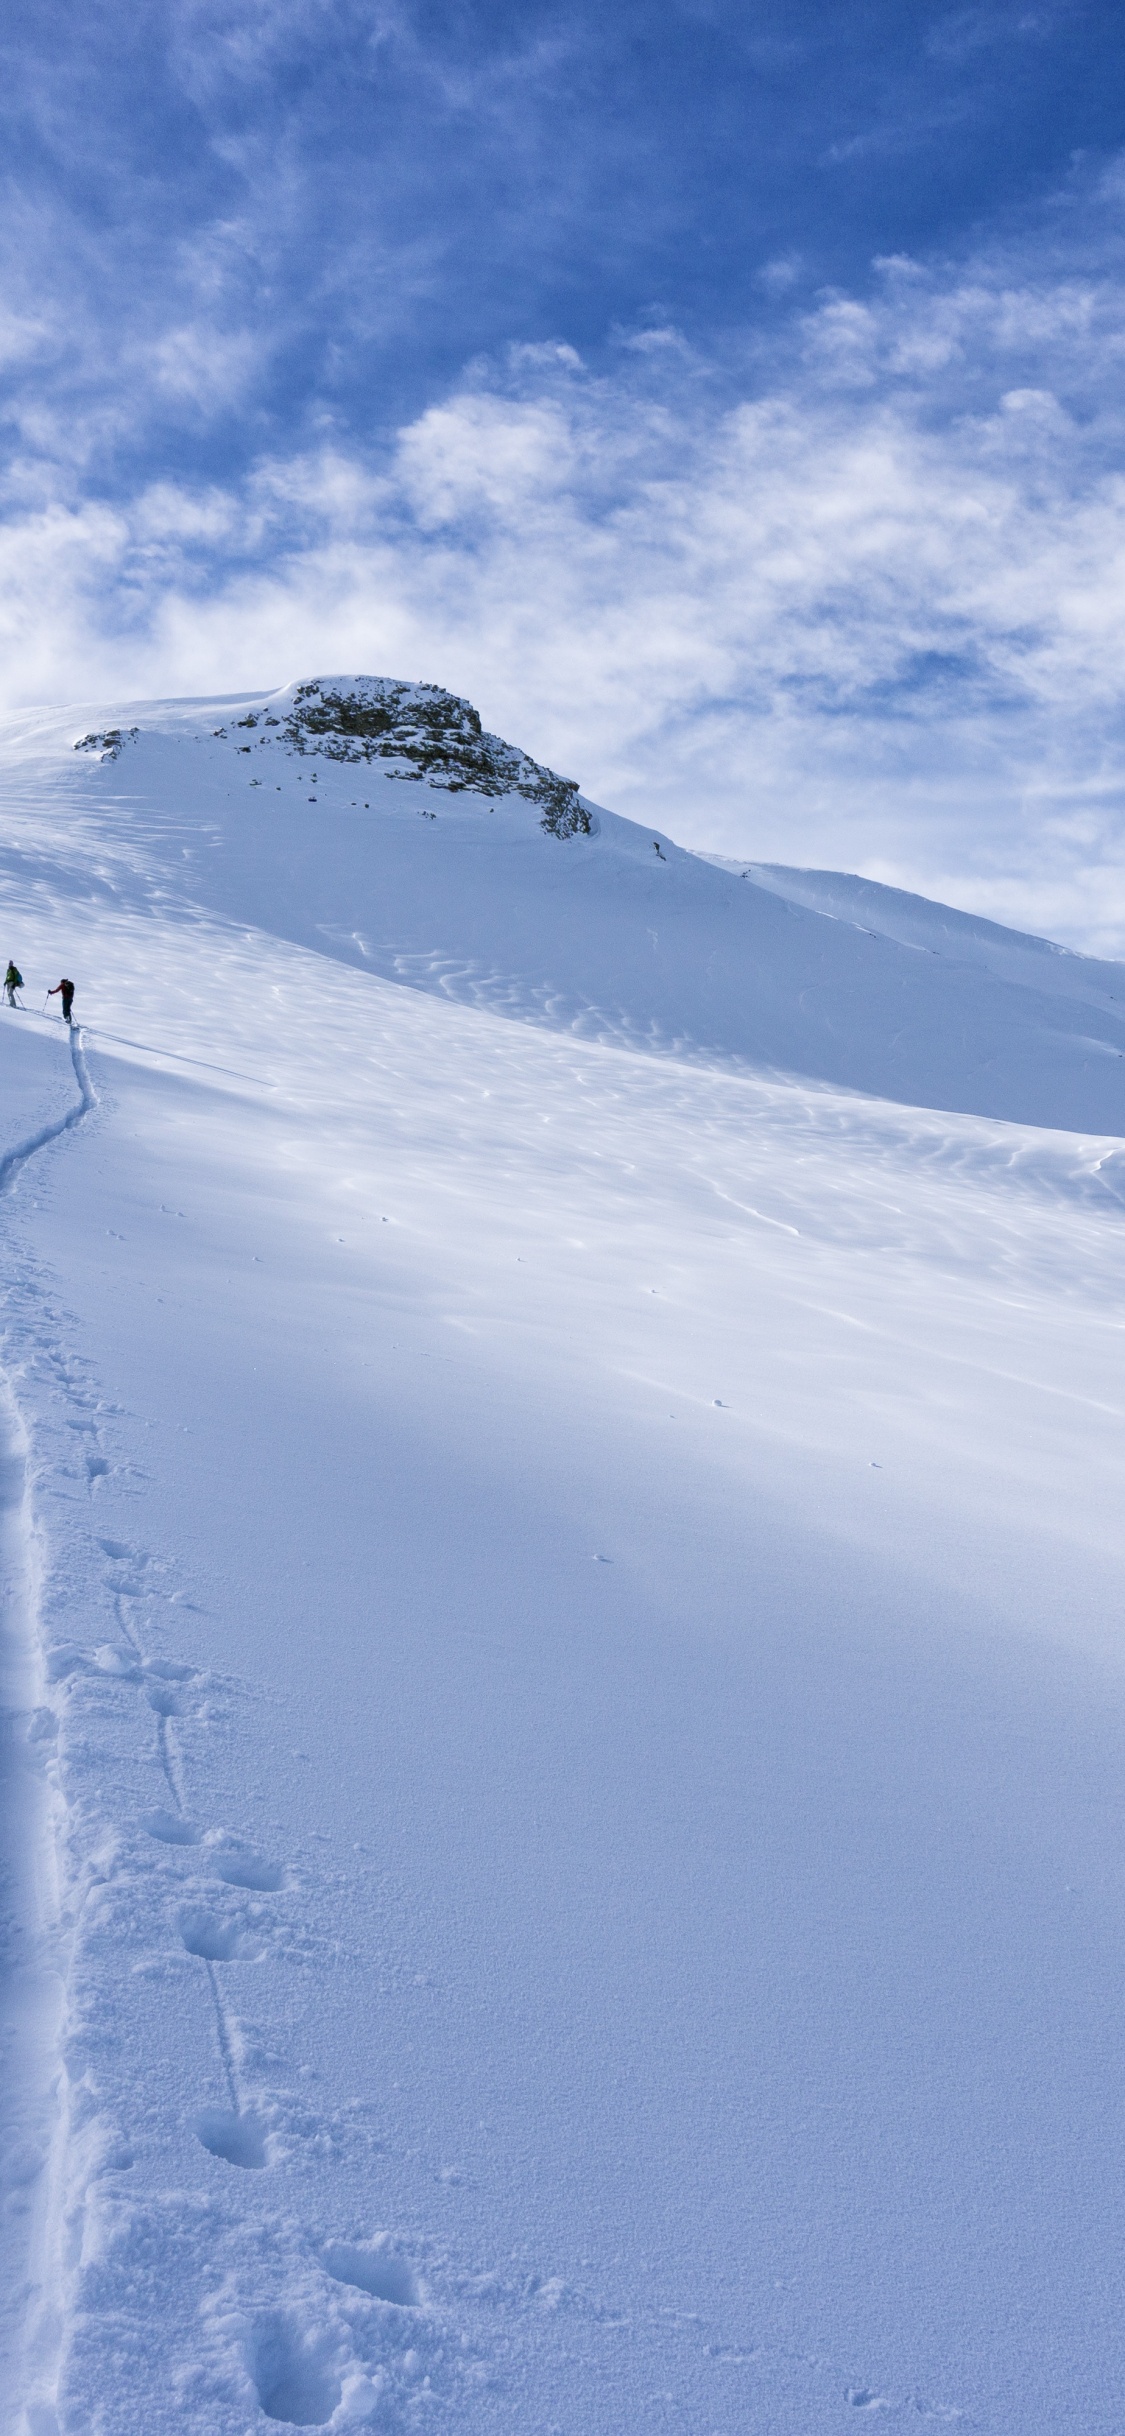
251, 2313, 341, 2426
146, 1679, 186, 1716
211, 1847, 286, 1892
178, 1906, 267, 1962
142, 1654, 197, 1708
93, 1644, 139, 1677
141, 1808, 200, 1845
323, 2240, 422, 2308
195, 2106, 269, 2168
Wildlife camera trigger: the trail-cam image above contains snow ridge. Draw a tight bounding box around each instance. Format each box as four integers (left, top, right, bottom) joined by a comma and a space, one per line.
77, 675, 594, 837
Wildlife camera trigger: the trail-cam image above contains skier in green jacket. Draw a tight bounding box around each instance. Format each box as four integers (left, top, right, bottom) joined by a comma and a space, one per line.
4, 961, 23, 1006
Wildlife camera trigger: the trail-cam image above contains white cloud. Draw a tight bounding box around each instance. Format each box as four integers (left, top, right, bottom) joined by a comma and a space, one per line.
143, 322, 266, 411
6, 214, 1125, 950
396, 395, 581, 525
756, 255, 803, 296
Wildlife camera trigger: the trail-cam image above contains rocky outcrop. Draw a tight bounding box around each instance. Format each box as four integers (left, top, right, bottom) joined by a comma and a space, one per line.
270, 677, 591, 837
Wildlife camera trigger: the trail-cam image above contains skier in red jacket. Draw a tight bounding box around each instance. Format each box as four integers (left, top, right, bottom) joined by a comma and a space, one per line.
48, 979, 75, 1023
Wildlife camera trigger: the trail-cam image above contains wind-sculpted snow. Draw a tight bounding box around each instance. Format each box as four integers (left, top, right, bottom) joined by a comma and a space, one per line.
10, 675, 1122, 1132
1, 685, 1125, 2432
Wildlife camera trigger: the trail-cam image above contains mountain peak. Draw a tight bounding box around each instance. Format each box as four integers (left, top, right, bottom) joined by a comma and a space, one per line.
267, 675, 591, 838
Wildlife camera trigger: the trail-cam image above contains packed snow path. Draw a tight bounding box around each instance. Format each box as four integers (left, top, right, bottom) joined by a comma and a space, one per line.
0, 1021, 95, 2429
1, 686, 1125, 2433
0, 1373, 57, 2425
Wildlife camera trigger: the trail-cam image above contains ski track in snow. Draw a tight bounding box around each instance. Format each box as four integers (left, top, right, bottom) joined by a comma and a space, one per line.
0, 1024, 98, 2432
0, 1028, 439, 2434
0, 1030, 95, 1200
2, 688, 1125, 2430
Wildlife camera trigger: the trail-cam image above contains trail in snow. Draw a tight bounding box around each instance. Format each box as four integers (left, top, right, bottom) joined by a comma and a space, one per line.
0, 1024, 291, 2425
0, 1028, 95, 1196
0, 1023, 96, 2436
0, 1378, 58, 2434
137, 1620, 264, 2161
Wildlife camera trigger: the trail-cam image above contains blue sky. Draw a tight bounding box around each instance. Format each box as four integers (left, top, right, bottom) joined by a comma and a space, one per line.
4, 0, 1125, 939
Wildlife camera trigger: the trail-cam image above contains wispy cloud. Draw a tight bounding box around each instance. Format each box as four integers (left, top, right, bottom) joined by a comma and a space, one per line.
4, 190, 1125, 948
925, 4, 1059, 64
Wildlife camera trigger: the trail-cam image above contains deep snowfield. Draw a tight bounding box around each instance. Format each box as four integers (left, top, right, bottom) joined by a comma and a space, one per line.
2, 683, 1125, 2435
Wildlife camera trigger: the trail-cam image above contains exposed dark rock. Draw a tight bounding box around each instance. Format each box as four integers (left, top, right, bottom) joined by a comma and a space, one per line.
73, 727, 139, 761
280, 678, 590, 837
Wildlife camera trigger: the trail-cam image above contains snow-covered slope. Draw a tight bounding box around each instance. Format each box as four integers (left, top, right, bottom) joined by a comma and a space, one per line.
2, 682, 1125, 2436
738, 854, 1125, 1017
4, 675, 1125, 1131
